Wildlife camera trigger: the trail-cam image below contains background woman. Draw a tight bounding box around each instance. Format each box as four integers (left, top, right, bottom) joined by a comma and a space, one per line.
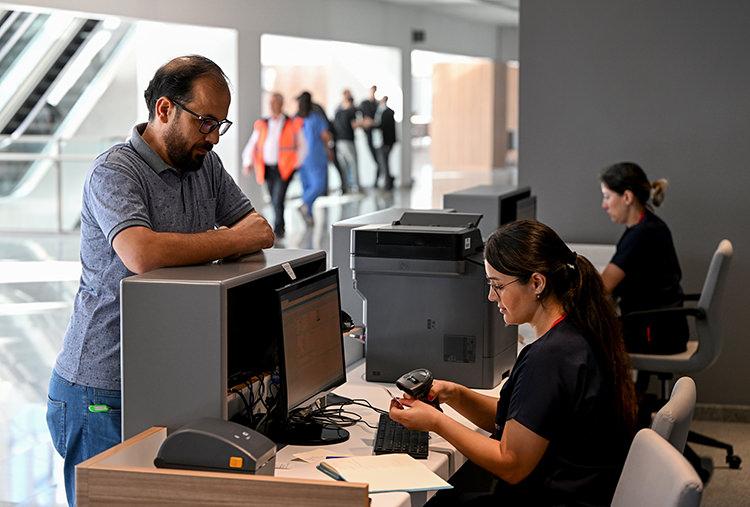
600, 161, 688, 355
390, 220, 637, 506
295, 91, 330, 226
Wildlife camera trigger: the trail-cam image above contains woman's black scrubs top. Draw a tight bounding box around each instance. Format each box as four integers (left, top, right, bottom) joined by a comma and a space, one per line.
493, 319, 630, 506
611, 209, 687, 353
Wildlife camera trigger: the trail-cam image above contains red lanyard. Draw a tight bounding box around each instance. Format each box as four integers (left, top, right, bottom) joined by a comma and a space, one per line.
550, 314, 567, 330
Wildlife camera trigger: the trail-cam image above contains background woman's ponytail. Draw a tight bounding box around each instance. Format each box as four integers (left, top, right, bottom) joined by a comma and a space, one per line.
601, 162, 668, 210
651, 178, 669, 207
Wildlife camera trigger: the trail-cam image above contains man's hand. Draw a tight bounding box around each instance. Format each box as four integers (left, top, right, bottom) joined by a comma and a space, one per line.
231, 211, 274, 253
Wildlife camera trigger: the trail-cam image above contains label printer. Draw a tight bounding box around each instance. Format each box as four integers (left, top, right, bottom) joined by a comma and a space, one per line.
352, 212, 517, 389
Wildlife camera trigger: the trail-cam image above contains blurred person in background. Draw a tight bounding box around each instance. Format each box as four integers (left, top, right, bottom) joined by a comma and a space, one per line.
359, 84, 379, 178
372, 95, 396, 190
242, 92, 305, 239
296, 91, 330, 226
333, 89, 362, 193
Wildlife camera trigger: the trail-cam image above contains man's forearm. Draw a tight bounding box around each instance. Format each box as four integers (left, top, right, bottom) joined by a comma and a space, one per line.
114, 221, 274, 274
156, 228, 248, 265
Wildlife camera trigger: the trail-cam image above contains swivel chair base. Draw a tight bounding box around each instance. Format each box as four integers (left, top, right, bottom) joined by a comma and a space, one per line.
641, 373, 743, 483
688, 430, 742, 469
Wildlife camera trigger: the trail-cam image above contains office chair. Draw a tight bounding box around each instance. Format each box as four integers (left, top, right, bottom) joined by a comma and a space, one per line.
611, 428, 703, 507
624, 239, 740, 480
651, 376, 695, 453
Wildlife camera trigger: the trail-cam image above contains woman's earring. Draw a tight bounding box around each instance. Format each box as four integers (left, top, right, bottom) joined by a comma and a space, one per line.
536, 293, 541, 300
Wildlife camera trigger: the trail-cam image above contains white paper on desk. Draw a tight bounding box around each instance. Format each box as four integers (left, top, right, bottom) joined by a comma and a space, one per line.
317, 454, 452, 493
292, 448, 353, 463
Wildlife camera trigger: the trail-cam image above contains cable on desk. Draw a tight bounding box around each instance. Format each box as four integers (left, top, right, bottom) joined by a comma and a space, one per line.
348, 398, 388, 415
231, 387, 253, 420
254, 382, 280, 434
304, 404, 378, 430
300, 396, 389, 430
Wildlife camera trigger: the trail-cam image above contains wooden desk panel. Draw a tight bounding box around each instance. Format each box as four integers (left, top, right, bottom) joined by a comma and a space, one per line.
76, 427, 368, 507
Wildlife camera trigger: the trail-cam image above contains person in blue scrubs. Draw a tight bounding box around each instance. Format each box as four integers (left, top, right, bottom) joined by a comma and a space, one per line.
295, 91, 330, 226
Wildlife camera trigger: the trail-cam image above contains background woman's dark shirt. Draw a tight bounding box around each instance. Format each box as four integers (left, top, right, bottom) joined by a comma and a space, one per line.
611, 209, 683, 314
610, 209, 687, 353
493, 320, 630, 506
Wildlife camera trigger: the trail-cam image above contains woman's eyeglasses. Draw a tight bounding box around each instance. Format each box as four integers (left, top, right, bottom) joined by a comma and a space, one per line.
486, 278, 520, 297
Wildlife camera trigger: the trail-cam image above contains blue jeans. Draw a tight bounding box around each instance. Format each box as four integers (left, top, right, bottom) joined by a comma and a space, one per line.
46, 370, 122, 506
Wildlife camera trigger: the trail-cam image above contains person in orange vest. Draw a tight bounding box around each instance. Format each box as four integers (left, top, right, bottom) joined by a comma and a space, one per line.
242, 92, 305, 238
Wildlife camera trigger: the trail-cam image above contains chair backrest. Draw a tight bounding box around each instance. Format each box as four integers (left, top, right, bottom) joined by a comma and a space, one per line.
692, 239, 733, 371
651, 376, 696, 453
612, 428, 703, 507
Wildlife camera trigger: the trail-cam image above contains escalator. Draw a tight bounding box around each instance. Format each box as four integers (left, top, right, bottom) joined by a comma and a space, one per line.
0, 11, 132, 199
0, 11, 48, 82
2, 19, 99, 136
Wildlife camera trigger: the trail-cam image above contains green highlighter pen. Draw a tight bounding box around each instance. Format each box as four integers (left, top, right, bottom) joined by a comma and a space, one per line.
88, 404, 111, 413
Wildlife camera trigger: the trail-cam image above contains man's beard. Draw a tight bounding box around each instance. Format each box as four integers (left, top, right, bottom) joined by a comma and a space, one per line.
164, 124, 212, 173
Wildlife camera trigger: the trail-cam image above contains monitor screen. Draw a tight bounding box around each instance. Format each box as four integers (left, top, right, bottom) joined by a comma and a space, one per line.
515, 195, 537, 221
277, 269, 346, 413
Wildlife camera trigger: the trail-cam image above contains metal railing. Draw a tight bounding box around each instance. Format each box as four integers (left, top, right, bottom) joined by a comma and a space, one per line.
0, 134, 125, 233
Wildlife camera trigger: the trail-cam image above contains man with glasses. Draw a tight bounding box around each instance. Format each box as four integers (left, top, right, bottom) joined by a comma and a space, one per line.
46, 55, 273, 506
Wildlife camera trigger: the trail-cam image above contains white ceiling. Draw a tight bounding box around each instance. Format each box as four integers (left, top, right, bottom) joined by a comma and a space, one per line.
377, 0, 519, 26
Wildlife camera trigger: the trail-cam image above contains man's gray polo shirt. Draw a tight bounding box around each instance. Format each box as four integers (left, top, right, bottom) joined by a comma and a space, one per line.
54, 124, 254, 390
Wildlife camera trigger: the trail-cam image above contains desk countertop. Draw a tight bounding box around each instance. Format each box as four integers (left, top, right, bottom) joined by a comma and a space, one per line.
274, 359, 502, 507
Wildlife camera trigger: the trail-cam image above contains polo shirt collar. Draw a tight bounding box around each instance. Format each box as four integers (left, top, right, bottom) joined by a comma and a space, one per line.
130, 123, 174, 174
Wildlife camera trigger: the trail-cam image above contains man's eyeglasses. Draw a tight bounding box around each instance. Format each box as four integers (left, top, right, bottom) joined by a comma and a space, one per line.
487, 278, 520, 297
170, 98, 233, 135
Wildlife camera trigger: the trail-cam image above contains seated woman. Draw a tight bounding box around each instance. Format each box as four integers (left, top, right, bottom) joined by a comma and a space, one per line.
599, 162, 688, 354
389, 220, 637, 506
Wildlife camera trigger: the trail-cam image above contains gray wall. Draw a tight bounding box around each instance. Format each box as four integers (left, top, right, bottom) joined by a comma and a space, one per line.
520, 0, 750, 404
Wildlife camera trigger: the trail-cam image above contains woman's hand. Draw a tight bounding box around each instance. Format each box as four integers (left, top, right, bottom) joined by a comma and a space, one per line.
428, 379, 460, 405
388, 398, 443, 432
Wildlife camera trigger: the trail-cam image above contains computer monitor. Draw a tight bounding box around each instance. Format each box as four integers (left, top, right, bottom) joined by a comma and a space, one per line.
515, 195, 537, 221
272, 268, 349, 445
442, 185, 533, 240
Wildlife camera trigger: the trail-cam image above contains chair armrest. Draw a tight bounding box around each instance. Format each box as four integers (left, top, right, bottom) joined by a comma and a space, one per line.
682, 293, 700, 301
621, 306, 706, 321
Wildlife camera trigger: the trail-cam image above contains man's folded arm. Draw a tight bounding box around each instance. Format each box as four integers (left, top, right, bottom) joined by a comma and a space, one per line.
113, 211, 274, 274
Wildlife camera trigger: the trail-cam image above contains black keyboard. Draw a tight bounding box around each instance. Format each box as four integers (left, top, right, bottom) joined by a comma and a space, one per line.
373, 413, 429, 459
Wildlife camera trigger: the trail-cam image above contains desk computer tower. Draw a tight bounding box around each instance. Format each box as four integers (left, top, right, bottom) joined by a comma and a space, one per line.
120, 249, 326, 439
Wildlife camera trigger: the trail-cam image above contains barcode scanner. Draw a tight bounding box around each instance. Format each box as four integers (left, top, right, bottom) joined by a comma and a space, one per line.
396, 368, 443, 412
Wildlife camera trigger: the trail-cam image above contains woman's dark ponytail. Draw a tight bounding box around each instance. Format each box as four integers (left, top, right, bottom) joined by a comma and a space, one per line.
564, 255, 637, 435
486, 221, 637, 436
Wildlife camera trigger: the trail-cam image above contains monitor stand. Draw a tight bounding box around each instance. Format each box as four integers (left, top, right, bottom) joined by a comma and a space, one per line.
272, 419, 350, 446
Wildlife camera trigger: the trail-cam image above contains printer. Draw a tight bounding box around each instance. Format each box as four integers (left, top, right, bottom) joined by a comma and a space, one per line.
352, 212, 517, 389
154, 418, 276, 475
